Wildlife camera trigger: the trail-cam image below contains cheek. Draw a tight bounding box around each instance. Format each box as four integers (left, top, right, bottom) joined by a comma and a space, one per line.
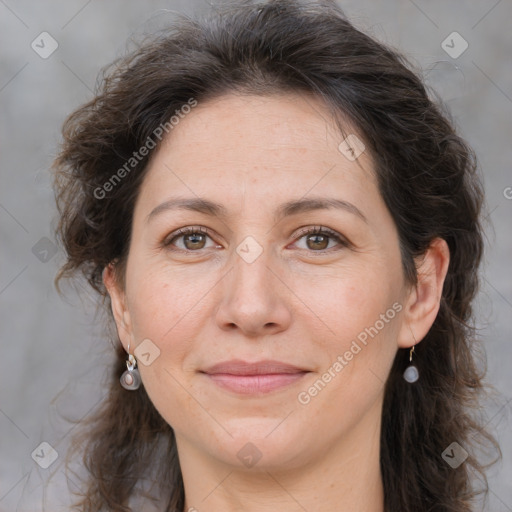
126, 258, 214, 341
292, 280, 401, 443
307, 264, 403, 408
124, 266, 211, 428
311, 262, 401, 342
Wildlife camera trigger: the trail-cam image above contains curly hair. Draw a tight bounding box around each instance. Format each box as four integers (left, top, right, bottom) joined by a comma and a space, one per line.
52, 1, 500, 510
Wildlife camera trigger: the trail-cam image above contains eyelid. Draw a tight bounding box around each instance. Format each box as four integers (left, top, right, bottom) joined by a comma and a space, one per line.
293, 225, 342, 239
163, 225, 216, 247
291, 225, 351, 249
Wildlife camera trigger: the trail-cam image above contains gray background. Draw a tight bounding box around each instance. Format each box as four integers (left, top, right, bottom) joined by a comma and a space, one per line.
1, 0, 511, 510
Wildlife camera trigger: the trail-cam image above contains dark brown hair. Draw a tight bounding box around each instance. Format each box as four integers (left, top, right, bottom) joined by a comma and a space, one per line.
53, 1, 500, 510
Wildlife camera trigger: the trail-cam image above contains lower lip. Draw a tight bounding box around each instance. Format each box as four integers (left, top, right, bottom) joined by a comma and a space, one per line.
205, 372, 308, 394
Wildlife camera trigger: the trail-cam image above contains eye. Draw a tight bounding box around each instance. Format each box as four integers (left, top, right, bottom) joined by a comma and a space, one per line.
292, 225, 349, 252
162, 225, 349, 253
163, 226, 220, 252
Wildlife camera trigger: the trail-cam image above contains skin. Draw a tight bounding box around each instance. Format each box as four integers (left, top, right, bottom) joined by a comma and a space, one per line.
104, 92, 450, 512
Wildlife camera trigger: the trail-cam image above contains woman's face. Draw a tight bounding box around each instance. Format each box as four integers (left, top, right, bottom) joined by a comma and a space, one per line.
108, 92, 417, 471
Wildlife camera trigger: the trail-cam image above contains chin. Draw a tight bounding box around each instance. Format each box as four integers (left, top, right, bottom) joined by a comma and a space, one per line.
200, 420, 318, 471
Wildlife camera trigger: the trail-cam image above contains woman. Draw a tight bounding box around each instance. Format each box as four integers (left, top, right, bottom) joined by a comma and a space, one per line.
52, 1, 499, 510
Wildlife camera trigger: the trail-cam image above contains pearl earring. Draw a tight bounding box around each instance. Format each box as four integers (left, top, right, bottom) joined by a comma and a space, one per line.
403, 345, 419, 383
120, 343, 141, 390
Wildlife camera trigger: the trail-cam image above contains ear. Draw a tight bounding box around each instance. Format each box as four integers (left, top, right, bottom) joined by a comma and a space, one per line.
397, 238, 450, 349
102, 263, 134, 351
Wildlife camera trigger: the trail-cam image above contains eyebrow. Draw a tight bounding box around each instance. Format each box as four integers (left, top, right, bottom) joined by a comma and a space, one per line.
146, 196, 368, 224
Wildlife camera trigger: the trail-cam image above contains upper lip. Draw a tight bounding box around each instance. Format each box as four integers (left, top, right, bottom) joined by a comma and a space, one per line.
201, 359, 308, 375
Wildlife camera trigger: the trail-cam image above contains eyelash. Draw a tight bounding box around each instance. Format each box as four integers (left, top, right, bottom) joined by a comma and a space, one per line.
162, 225, 349, 253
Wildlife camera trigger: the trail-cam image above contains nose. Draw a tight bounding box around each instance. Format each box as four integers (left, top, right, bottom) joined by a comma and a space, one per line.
214, 244, 292, 338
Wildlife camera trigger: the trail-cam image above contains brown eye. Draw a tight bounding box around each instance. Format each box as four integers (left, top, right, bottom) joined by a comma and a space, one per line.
164, 227, 217, 251
293, 226, 348, 252
182, 232, 207, 250
306, 233, 330, 250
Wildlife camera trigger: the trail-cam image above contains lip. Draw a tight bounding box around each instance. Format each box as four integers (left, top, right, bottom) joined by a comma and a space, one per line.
200, 359, 310, 395
202, 359, 308, 375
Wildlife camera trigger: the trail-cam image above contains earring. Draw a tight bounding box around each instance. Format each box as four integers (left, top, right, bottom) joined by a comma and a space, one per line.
120, 343, 141, 390
403, 345, 419, 383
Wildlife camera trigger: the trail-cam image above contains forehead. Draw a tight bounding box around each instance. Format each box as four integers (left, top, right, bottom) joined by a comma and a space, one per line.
160, 92, 366, 162
135, 92, 380, 221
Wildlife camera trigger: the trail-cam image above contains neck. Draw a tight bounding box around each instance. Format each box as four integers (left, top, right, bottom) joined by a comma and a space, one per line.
178, 399, 385, 512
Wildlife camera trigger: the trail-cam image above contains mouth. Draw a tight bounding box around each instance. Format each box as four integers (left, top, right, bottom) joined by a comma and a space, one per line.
200, 359, 310, 395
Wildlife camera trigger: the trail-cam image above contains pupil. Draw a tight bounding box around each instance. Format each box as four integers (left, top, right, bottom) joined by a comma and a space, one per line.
308, 234, 328, 250
186, 233, 205, 249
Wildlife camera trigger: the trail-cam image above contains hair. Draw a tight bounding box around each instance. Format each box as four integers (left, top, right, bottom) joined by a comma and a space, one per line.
52, 1, 500, 510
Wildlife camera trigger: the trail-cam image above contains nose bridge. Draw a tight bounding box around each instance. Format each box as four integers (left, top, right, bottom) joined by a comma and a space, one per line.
215, 234, 291, 336
229, 237, 276, 306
